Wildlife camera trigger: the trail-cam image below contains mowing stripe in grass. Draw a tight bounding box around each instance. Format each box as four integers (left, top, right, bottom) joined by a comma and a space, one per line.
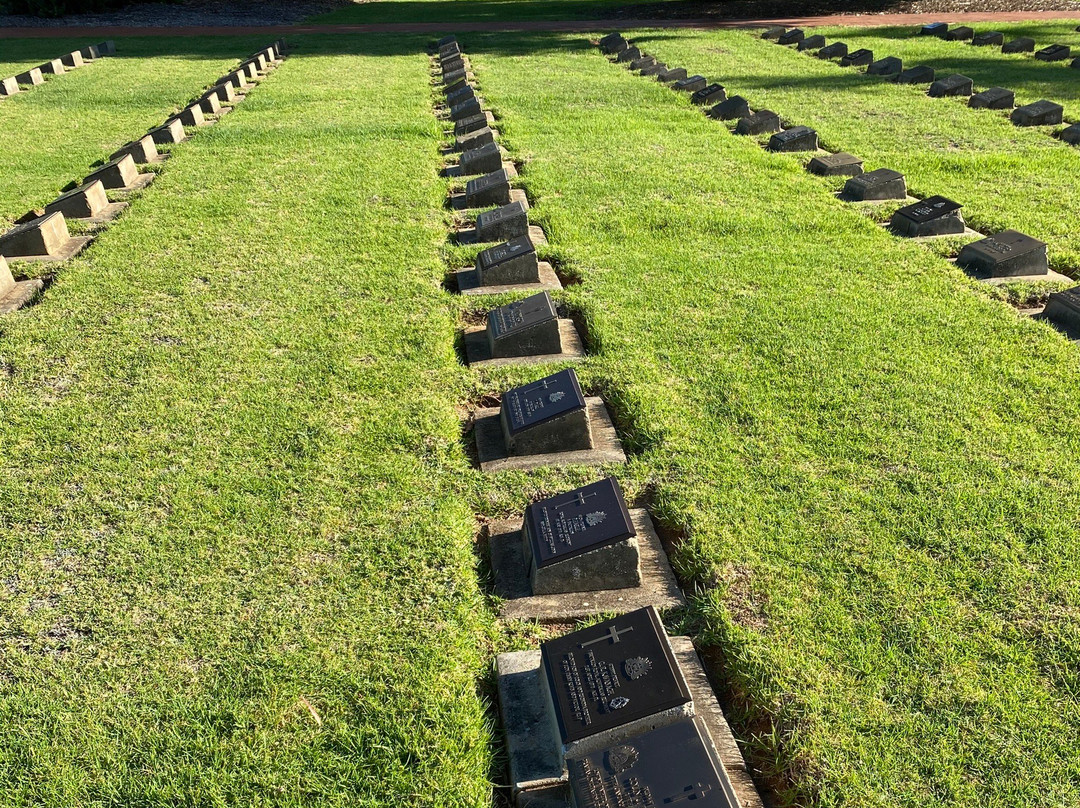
465, 31, 1080, 808
0, 34, 498, 805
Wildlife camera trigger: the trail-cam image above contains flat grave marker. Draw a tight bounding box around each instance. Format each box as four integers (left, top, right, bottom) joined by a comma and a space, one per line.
708, 95, 750, 120
1059, 123, 1080, 144
768, 125, 818, 152
97, 40, 116, 56
1043, 287, 1080, 333
179, 104, 205, 127
817, 42, 848, 59
615, 46, 642, 63
808, 152, 864, 176
928, 74, 973, 97
657, 67, 688, 83
969, 87, 1015, 109
896, 65, 934, 84
568, 718, 738, 808
840, 48, 874, 67
867, 56, 902, 75
630, 55, 657, 70
734, 110, 781, 135
672, 75, 707, 93
79, 43, 100, 60
691, 83, 726, 105
464, 168, 513, 207
920, 22, 948, 37
1011, 100, 1063, 126
957, 230, 1048, 277
890, 195, 966, 237
477, 235, 539, 285
110, 134, 164, 165
476, 200, 529, 243
499, 368, 590, 456
44, 180, 124, 223
84, 154, 142, 191
486, 290, 562, 358
455, 112, 491, 136
761, 25, 786, 39
843, 167, 907, 201
450, 97, 483, 121
600, 34, 628, 54
38, 58, 65, 76
945, 26, 974, 41
972, 31, 1004, 46
639, 62, 667, 77
455, 126, 495, 152
61, 51, 84, 69
15, 68, 43, 86
1035, 44, 1070, 61
211, 82, 236, 105
0, 212, 90, 262
1002, 37, 1036, 53
196, 91, 222, 116
458, 141, 503, 176
777, 29, 805, 45
797, 35, 826, 51
150, 118, 186, 145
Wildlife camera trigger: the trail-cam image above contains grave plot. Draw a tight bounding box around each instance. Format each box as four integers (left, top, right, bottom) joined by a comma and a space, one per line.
469, 32, 1080, 808
0, 40, 114, 100
632, 28, 1080, 274
0, 36, 497, 807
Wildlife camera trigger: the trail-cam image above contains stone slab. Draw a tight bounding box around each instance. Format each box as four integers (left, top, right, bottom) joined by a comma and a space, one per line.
1011, 99, 1063, 126
969, 87, 1015, 109
972, 31, 1004, 46
455, 260, 560, 295
768, 125, 818, 152
842, 167, 906, 201
945, 25, 974, 40
44, 180, 111, 221
84, 154, 140, 190
708, 95, 750, 120
657, 67, 688, 83
474, 397, 627, 473
110, 135, 164, 165
0, 77, 17, 96
1035, 44, 1071, 61
807, 152, 864, 176
496, 649, 567, 792
79, 43, 101, 60
451, 186, 528, 212
488, 508, 686, 621
38, 58, 65, 76
929, 74, 973, 97
890, 195, 966, 237
734, 110, 781, 136
1002, 36, 1036, 53
920, 21, 948, 36
867, 56, 902, 75
1043, 287, 1080, 334
464, 318, 584, 367
896, 65, 934, 84
150, 118, 187, 145
179, 105, 206, 127
817, 42, 848, 59
672, 75, 707, 93
1059, 122, 1080, 145
760, 25, 786, 39
957, 230, 1048, 277
777, 28, 804, 45
691, 83, 726, 105
797, 34, 825, 51
0, 212, 91, 262
0, 277, 44, 315
15, 67, 43, 86
840, 48, 874, 67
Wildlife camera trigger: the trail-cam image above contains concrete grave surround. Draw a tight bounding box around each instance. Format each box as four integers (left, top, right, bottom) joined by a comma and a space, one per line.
0, 254, 44, 315
843, 168, 907, 201
16, 68, 43, 86
1011, 100, 1063, 126
0, 212, 91, 262
735, 110, 781, 136
969, 87, 1015, 109
808, 152, 864, 176
817, 42, 848, 59
473, 397, 626, 472
929, 74, 973, 97
111, 135, 164, 165
487, 507, 685, 621
150, 118, 187, 145
867, 56, 902, 75
1002, 37, 1036, 53
465, 319, 583, 367
44, 180, 126, 224
0, 77, 18, 96
456, 260, 560, 295
456, 235, 561, 295
896, 65, 934, 84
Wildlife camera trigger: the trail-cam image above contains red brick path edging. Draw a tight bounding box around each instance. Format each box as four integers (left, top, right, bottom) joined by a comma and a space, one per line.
0, 10, 1077, 38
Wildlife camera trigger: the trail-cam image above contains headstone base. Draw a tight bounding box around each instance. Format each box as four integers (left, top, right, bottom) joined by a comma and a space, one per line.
0, 277, 45, 315
454, 259, 560, 295
450, 186, 527, 211
110, 172, 156, 196
497, 638, 764, 808
455, 223, 547, 247
972, 268, 1070, 286
464, 318, 584, 367
2, 235, 92, 263
487, 508, 685, 621
474, 397, 626, 472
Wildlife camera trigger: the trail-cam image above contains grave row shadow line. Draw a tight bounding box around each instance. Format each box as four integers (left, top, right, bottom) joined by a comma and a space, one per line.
0, 39, 115, 101
597, 31, 1080, 336
767, 26, 1079, 147
0, 41, 288, 319
431, 34, 768, 808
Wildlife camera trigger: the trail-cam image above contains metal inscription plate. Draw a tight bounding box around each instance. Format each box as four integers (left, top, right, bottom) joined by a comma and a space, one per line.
541, 606, 692, 743
489, 291, 557, 340
897, 195, 961, 224
479, 235, 535, 270
466, 168, 510, 196
501, 368, 586, 436
568, 719, 736, 808
526, 477, 636, 568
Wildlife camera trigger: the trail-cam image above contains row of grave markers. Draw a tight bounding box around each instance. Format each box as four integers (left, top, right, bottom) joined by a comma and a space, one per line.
431, 34, 762, 808
0, 40, 115, 99
599, 31, 1080, 337
0, 42, 287, 317
766, 25, 1079, 146
917, 20, 1080, 69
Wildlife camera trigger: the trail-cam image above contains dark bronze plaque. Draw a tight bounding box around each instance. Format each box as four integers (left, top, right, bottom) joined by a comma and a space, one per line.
488, 291, 557, 341
526, 477, 636, 568
896, 195, 962, 224
541, 605, 691, 743
501, 368, 586, 437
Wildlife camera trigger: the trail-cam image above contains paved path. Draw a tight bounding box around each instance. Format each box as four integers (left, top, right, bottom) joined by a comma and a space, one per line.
0, 9, 1077, 38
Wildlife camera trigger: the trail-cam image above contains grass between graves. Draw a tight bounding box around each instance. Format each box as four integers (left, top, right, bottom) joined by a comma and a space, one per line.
0, 36, 270, 231
628, 26, 1080, 276
462, 30, 1080, 808
0, 34, 504, 806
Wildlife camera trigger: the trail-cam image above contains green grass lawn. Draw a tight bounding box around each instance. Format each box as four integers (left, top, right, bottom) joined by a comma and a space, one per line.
629, 26, 1080, 274
0, 34, 499, 806
461, 30, 1080, 808
0, 37, 267, 230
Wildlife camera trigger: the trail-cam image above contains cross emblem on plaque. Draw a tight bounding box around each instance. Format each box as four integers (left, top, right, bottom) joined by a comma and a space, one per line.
578, 625, 633, 649
554, 490, 598, 510
522, 379, 554, 394
664, 782, 713, 803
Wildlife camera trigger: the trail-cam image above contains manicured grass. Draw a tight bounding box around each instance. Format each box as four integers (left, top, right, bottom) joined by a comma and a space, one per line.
0, 38, 101, 76
462, 30, 1080, 808
0, 37, 266, 230
0, 35, 498, 806
631, 27, 1080, 273
821, 21, 1080, 118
